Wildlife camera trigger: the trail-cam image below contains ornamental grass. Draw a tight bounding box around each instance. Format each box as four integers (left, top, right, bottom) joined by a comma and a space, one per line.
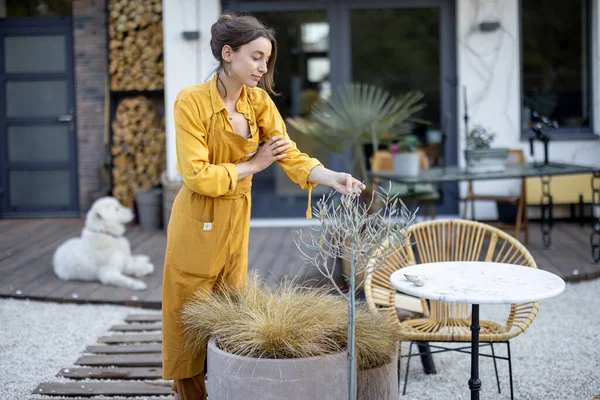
181, 274, 401, 370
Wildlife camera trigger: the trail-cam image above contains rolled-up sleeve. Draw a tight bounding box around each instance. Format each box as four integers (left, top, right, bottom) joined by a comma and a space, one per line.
174, 99, 237, 197
254, 90, 323, 189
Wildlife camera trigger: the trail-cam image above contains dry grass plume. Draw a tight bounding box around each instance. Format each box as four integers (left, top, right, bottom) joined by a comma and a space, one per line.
181, 274, 401, 369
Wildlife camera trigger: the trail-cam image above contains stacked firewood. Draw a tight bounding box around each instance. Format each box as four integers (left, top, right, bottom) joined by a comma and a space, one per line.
111, 96, 166, 207
108, 0, 164, 91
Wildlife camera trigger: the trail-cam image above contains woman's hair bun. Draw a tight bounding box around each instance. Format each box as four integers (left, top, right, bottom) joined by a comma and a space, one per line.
218, 14, 234, 22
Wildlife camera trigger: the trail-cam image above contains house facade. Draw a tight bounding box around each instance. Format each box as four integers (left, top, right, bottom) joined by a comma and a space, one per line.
1, 0, 598, 221
163, 0, 600, 220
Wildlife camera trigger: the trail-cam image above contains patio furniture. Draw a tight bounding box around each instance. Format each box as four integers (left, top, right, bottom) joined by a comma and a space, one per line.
462, 149, 529, 244
371, 162, 600, 262
390, 261, 564, 400
370, 149, 439, 219
364, 219, 543, 398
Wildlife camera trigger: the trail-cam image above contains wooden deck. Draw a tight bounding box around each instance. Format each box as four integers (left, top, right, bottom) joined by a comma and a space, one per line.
1, 217, 598, 309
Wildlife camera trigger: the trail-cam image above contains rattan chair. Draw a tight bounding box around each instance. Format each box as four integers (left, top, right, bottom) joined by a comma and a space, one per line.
364, 219, 539, 399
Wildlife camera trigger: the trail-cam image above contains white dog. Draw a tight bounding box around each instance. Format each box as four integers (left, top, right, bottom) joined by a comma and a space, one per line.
53, 196, 154, 291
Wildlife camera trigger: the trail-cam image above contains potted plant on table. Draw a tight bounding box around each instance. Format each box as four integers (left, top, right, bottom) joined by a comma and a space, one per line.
390, 134, 421, 177
465, 125, 509, 173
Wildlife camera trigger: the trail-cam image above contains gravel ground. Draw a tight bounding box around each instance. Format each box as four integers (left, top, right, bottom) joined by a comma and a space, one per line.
1, 278, 599, 400
0, 299, 159, 400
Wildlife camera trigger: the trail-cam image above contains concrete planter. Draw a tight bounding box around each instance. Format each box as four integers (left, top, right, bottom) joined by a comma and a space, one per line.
207, 338, 349, 400
357, 345, 399, 400
465, 148, 510, 173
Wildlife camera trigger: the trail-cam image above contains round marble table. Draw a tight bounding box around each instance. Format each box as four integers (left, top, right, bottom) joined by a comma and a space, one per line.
390, 261, 566, 400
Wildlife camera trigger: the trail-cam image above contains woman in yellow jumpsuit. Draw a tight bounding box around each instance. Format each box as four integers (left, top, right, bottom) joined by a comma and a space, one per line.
162, 14, 365, 399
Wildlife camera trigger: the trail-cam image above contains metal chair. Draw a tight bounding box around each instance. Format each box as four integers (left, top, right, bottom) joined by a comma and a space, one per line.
364, 219, 540, 399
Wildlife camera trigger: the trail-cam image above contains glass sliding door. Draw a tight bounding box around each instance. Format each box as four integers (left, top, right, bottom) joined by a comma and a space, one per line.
223, 0, 458, 217
351, 7, 441, 148
349, 1, 457, 215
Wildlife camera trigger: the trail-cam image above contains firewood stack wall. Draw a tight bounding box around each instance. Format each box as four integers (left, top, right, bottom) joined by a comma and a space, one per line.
108, 0, 164, 91
111, 97, 166, 208
108, 0, 166, 208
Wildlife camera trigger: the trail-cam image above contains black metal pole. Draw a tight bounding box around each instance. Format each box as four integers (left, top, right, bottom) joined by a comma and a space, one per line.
463, 86, 469, 148
416, 342, 437, 374
469, 304, 482, 400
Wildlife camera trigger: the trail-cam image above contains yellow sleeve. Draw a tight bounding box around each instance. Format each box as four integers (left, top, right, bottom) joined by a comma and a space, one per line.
254, 90, 323, 190
174, 99, 238, 197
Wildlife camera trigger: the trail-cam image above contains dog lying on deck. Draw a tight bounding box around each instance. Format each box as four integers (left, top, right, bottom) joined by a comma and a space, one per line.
53, 196, 154, 291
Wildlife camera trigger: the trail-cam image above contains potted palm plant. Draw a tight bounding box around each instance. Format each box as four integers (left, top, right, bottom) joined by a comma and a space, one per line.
286, 83, 428, 189
287, 84, 426, 292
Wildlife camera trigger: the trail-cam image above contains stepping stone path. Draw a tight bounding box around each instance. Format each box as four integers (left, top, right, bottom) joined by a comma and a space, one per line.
31, 313, 175, 399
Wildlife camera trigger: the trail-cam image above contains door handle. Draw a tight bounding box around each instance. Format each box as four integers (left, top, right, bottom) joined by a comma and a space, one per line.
58, 114, 73, 122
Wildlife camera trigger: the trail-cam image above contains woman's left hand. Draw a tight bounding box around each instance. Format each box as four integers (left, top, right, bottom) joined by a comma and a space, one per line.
330, 172, 366, 196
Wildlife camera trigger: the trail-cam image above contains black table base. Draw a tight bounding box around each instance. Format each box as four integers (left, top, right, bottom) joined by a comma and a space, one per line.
592, 172, 600, 263
469, 304, 482, 399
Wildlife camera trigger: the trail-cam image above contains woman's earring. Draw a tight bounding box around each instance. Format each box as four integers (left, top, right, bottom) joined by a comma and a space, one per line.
228, 69, 231, 77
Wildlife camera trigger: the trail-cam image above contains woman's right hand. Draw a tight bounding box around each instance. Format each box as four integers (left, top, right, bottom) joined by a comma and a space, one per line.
250, 135, 290, 172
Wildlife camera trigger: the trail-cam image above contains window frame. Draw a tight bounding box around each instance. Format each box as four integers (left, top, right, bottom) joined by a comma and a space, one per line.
519, 0, 599, 141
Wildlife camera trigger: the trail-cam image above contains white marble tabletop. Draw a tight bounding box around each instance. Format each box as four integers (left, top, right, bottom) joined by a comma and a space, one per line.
390, 261, 566, 304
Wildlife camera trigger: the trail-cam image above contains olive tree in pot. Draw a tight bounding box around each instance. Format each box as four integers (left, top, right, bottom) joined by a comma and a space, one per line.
295, 186, 416, 399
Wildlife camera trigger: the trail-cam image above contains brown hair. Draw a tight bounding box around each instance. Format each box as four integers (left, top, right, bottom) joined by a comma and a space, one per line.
210, 14, 278, 96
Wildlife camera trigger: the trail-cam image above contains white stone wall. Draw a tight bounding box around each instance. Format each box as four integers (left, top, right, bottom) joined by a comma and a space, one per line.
163, 0, 220, 182
457, 0, 600, 219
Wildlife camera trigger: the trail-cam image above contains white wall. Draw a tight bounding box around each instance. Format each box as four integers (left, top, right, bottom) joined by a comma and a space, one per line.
456, 0, 600, 220
163, 0, 221, 181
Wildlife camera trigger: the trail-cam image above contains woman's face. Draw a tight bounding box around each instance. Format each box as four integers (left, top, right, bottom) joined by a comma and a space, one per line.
228, 37, 272, 88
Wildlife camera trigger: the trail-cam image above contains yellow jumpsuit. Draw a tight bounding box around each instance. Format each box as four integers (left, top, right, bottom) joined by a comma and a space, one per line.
162, 75, 322, 383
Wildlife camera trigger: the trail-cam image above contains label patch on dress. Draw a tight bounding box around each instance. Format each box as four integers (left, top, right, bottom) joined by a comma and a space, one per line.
203, 222, 212, 231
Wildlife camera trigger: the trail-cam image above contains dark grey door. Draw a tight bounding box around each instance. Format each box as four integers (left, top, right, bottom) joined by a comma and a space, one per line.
345, 0, 459, 215
0, 17, 78, 217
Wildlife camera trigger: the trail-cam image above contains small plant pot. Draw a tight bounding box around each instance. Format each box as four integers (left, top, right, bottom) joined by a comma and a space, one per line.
393, 152, 420, 177
464, 148, 510, 173
207, 338, 349, 399
134, 188, 163, 231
